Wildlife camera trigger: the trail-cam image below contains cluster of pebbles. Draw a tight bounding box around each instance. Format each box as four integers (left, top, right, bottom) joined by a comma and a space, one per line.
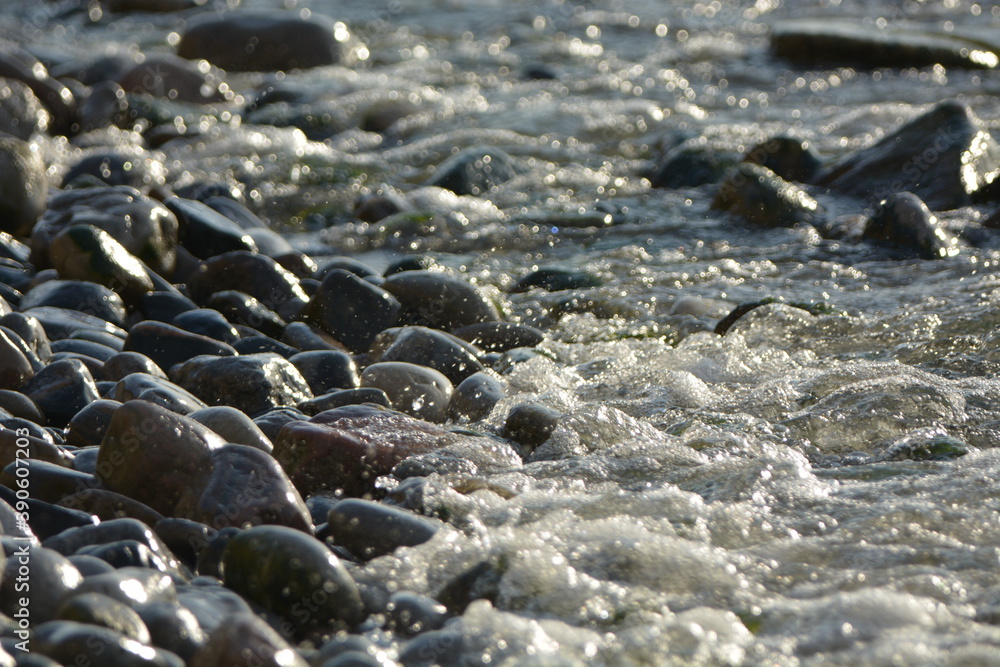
0, 6, 566, 667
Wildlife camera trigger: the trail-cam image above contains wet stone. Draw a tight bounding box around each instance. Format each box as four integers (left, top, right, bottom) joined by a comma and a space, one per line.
70, 566, 177, 607
864, 192, 960, 259
193, 527, 241, 581
103, 352, 166, 382
78, 538, 188, 577
189, 405, 273, 453
385, 591, 450, 637
273, 404, 471, 497
0, 134, 47, 236
503, 402, 562, 452
0, 430, 70, 468
712, 162, 824, 228
50, 338, 118, 363
172, 308, 240, 345
0, 48, 76, 135
112, 372, 208, 415
164, 196, 258, 260
355, 186, 413, 223
326, 499, 440, 561
816, 100, 1000, 210
135, 601, 207, 663
371, 326, 484, 385
0, 458, 93, 503
0, 487, 96, 541
317, 256, 380, 280
743, 135, 824, 184
0, 78, 49, 140
31, 186, 178, 278
178, 12, 349, 72
449, 372, 505, 421
360, 361, 454, 423
427, 146, 517, 196
46, 225, 157, 306
450, 321, 544, 353
0, 546, 82, 623
173, 444, 311, 532
21, 306, 127, 345
171, 353, 313, 417
282, 321, 345, 351
96, 400, 226, 516
298, 387, 392, 416
62, 150, 164, 190
154, 518, 215, 570
382, 270, 501, 331
32, 620, 183, 667
55, 591, 151, 643
512, 267, 602, 293
23, 358, 100, 426
141, 291, 198, 323
304, 268, 402, 352
233, 335, 300, 358
0, 328, 33, 390
221, 526, 365, 633
118, 54, 229, 104
289, 350, 360, 395
189, 611, 309, 667
58, 488, 166, 527
64, 399, 121, 448
648, 138, 739, 188
0, 312, 51, 361
124, 320, 238, 373
68, 554, 116, 577
253, 407, 308, 443
207, 290, 287, 339
186, 251, 309, 321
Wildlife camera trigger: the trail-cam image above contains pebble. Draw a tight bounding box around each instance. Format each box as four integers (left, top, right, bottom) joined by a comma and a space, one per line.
865, 192, 960, 259
385, 591, 451, 637
221, 525, 365, 634
326, 498, 440, 561
45, 225, 158, 306
207, 290, 287, 339
450, 321, 544, 352
58, 488, 165, 527
382, 270, 501, 331
289, 350, 360, 395
22, 358, 100, 426
172, 308, 241, 345
31, 620, 184, 666
371, 326, 485, 385
502, 402, 562, 452
117, 54, 230, 104
303, 268, 402, 352
124, 320, 238, 372
0, 328, 33, 390
742, 136, 824, 184
0, 48, 76, 135
360, 361, 454, 422
171, 352, 313, 417
103, 352, 166, 382
112, 372, 208, 415
449, 371, 506, 421
54, 591, 152, 643
712, 162, 824, 228
0, 135, 48, 236
298, 387, 392, 415
188, 405, 273, 453
164, 196, 259, 259
647, 137, 739, 188
186, 251, 309, 321
178, 12, 349, 72
0, 78, 49, 139
0, 546, 82, 623
189, 611, 309, 667
135, 601, 207, 662
427, 146, 517, 196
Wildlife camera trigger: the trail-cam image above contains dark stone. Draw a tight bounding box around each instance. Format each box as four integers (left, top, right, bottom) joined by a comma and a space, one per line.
298, 388, 390, 416
427, 146, 517, 196
56, 592, 151, 643
233, 335, 300, 359
449, 372, 505, 421
188, 611, 309, 667
0, 78, 49, 140
0, 313, 51, 361
354, 187, 413, 223
317, 257, 380, 281
0, 430, 71, 469
648, 138, 739, 188
253, 407, 308, 443
207, 290, 286, 339
172, 308, 240, 345
189, 405, 273, 453
0, 47, 76, 135
31, 620, 183, 667
451, 322, 544, 353
0, 547, 82, 624
816, 100, 1000, 210
712, 162, 824, 228
0, 328, 33, 390
771, 19, 1000, 70
170, 353, 313, 417
370, 326, 484, 384
70, 567, 177, 607
0, 485, 96, 541
436, 558, 504, 613
67, 554, 115, 577
303, 269, 401, 352
289, 350, 360, 395
186, 251, 309, 321
174, 444, 312, 532
864, 192, 960, 259
153, 518, 216, 570
21, 306, 127, 343
743, 136, 824, 184
0, 135, 48, 236
281, 321, 345, 351
221, 526, 365, 633
326, 499, 439, 561
383, 270, 501, 331
163, 196, 258, 260
177, 12, 348, 72
95, 401, 226, 516
50, 339, 118, 363
118, 54, 229, 104
22, 358, 100, 426
31, 186, 178, 278
141, 291, 198, 323
65, 399, 121, 448
124, 320, 238, 372
135, 601, 207, 663
360, 362, 453, 423
193, 527, 242, 580
385, 591, 450, 637
512, 267, 602, 293
103, 352, 166, 382
384, 255, 438, 276
58, 488, 165, 527
112, 372, 208, 415
503, 402, 561, 452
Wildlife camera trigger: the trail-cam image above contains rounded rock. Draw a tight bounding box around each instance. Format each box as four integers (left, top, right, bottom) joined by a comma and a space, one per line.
360, 362, 453, 423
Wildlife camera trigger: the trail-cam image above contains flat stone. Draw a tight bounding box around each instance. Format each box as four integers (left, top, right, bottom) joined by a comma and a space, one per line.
171, 353, 313, 417
21, 306, 127, 344
360, 361, 453, 422
58, 488, 165, 527
95, 400, 226, 516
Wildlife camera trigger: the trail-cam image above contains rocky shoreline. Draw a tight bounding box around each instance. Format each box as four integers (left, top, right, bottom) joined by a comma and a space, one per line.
1, 1, 1000, 665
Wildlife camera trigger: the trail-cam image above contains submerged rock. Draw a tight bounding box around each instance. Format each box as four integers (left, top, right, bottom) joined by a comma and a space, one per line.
427, 146, 518, 196
712, 162, 824, 228
648, 138, 740, 188
864, 192, 960, 259
177, 12, 350, 72
816, 100, 1000, 210
326, 498, 440, 561
742, 136, 824, 184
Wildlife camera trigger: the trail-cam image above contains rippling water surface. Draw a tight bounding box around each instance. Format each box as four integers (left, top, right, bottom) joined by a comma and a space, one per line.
7, 0, 1000, 663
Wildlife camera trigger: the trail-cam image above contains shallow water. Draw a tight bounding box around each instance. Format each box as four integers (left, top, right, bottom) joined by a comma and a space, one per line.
6, 0, 1000, 663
